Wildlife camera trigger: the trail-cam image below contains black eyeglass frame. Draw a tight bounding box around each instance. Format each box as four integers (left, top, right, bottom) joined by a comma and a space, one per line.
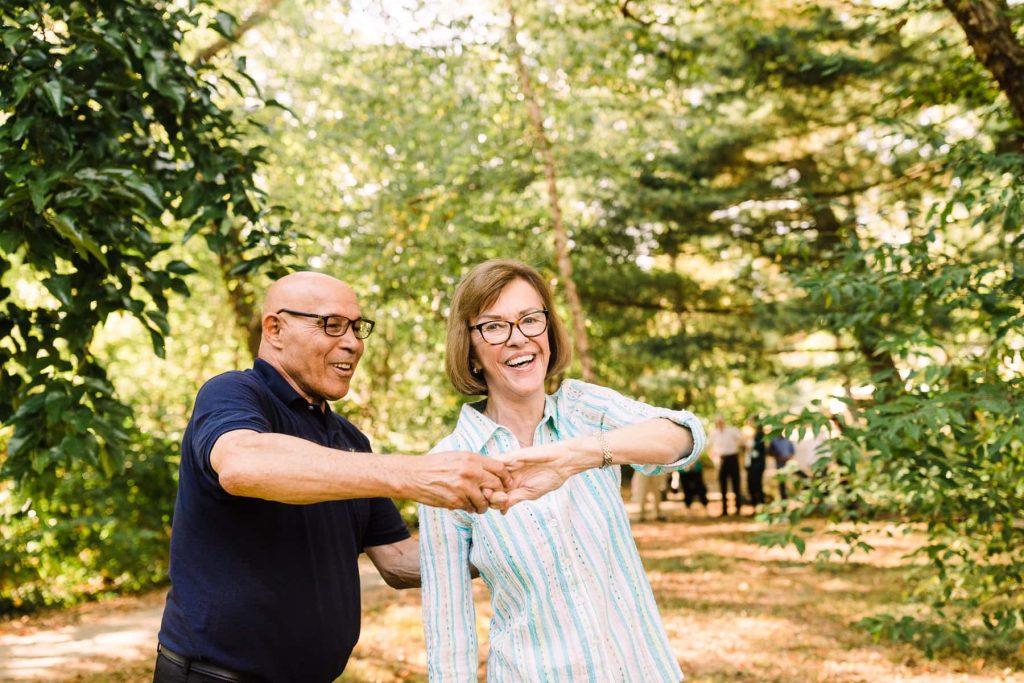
276, 308, 376, 339
468, 309, 549, 345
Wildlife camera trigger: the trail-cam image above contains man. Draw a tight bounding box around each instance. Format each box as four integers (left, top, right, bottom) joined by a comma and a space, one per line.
154, 272, 512, 683
708, 414, 745, 516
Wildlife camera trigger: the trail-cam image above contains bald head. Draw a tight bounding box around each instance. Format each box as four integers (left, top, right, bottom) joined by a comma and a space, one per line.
263, 271, 356, 318
259, 271, 366, 404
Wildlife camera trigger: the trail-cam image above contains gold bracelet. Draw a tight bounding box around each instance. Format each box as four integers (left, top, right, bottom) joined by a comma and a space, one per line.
597, 431, 613, 468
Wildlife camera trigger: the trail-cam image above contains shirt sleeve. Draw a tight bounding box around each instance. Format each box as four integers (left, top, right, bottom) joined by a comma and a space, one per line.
361, 497, 412, 550
558, 379, 707, 476
187, 372, 272, 492
418, 440, 478, 682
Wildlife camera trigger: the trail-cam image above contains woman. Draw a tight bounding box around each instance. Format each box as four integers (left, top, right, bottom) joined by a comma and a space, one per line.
418, 259, 707, 682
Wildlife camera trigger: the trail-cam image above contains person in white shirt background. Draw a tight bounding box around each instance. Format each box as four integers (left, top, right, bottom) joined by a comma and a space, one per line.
707, 415, 746, 516
418, 258, 707, 682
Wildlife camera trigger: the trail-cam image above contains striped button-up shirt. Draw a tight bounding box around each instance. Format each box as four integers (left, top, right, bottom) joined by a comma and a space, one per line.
418, 379, 707, 682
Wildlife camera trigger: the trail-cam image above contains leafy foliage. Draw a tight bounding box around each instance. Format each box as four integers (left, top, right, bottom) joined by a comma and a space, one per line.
0, 0, 290, 608
1, 0, 1022, 662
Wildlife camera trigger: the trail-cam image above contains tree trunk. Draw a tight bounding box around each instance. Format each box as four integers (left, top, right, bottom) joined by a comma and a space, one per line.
217, 231, 262, 360
942, 0, 1024, 125
194, 0, 284, 359
505, 6, 595, 382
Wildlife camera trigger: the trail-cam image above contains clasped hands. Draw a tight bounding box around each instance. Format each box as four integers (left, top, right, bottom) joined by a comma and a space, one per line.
428, 441, 584, 514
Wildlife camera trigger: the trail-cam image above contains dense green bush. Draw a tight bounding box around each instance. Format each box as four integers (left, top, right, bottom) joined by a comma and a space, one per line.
0, 430, 176, 613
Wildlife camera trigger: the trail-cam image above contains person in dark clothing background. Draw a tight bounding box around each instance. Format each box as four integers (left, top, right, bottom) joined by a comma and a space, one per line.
746, 421, 768, 509
769, 432, 797, 501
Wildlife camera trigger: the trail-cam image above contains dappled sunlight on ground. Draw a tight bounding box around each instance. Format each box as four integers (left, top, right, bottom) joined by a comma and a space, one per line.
632, 507, 1020, 683
0, 591, 165, 682
2, 509, 1019, 682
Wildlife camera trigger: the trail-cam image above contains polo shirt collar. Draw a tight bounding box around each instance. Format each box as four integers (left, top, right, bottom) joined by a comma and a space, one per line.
456, 392, 559, 452
253, 358, 332, 415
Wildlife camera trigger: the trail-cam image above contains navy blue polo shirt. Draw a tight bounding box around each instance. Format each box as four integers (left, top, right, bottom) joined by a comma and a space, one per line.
158, 359, 409, 683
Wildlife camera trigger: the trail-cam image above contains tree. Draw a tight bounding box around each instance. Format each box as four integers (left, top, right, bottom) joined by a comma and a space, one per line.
943, 0, 1024, 124
0, 0, 291, 610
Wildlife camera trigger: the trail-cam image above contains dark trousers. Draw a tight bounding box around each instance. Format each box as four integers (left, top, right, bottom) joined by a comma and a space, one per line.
153, 646, 253, 683
718, 454, 741, 514
747, 460, 765, 506
680, 469, 708, 507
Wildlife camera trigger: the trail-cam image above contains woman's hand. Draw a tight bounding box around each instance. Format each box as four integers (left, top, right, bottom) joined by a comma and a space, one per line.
497, 440, 595, 509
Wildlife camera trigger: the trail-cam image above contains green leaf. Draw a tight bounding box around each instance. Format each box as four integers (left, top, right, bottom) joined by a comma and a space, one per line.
43, 210, 109, 269
164, 260, 196, 275
98, 444, 116, 478
42, 274, 73, 307
41, 80, 64, 116
146, 309, 170, 336
44, 391, 68, 424
28, 177, 50, 213
123, 177, 165, 211
10, 116, 33, 142
2, 27, 31, 50
7, 429, 36, 459
147, 326, 166, 358
214, 11, 238, 39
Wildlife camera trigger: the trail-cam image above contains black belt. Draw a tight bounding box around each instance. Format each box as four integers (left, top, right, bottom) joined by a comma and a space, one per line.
157, 643, 253, 682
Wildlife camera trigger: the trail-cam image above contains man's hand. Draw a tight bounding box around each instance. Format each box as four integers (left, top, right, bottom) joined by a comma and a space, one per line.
404, 451, 512, 514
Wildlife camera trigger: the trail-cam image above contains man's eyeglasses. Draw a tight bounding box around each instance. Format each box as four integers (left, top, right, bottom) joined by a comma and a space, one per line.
469, 309, 548, 345
276, 308, 376, 339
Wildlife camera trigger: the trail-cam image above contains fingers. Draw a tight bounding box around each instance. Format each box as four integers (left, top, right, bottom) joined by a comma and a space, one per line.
463, 486, 490, 514
426, 451, 568, 514
480, 457, 514, 488
437, 451, 512, 514
486, 489, 511, 515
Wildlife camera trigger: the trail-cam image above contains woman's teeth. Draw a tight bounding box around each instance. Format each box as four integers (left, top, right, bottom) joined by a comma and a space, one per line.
505, 354, 535, 368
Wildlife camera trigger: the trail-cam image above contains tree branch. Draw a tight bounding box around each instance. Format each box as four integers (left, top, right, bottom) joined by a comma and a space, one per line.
505, 4, 596, 381
195, 0, 284, 64
619, 1, 654, 27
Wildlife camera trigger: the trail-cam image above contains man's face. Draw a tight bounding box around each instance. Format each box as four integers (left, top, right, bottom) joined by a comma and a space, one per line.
276, 285, 366, 405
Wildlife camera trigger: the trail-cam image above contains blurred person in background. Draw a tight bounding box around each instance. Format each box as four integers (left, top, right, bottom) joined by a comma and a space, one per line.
708, 414, 745, 516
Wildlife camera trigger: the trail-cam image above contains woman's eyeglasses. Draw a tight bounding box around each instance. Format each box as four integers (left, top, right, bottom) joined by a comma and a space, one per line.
469, 310, 548, 345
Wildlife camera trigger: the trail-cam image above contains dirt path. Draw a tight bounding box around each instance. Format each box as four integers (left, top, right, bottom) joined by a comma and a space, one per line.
0, 559, 387, 682
2, 501, 1021, 682
0, 590, 164, 682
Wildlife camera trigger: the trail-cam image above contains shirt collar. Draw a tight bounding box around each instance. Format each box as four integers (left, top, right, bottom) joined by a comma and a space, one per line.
253, 358, 332, 415
455, 393, 559, 452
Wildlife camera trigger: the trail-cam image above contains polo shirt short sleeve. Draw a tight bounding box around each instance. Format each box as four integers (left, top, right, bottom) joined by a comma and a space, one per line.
158, 360, 409, 683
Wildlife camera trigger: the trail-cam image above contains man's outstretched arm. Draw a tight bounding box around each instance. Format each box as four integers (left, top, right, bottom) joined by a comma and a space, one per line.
210, 430, 511, 513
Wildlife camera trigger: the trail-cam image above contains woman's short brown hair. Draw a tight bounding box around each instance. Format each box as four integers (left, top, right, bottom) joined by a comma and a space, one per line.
445, 259, 573, 396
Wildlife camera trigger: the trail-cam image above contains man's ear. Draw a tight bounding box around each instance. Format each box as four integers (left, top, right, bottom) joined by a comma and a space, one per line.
262, 313, 285, 349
